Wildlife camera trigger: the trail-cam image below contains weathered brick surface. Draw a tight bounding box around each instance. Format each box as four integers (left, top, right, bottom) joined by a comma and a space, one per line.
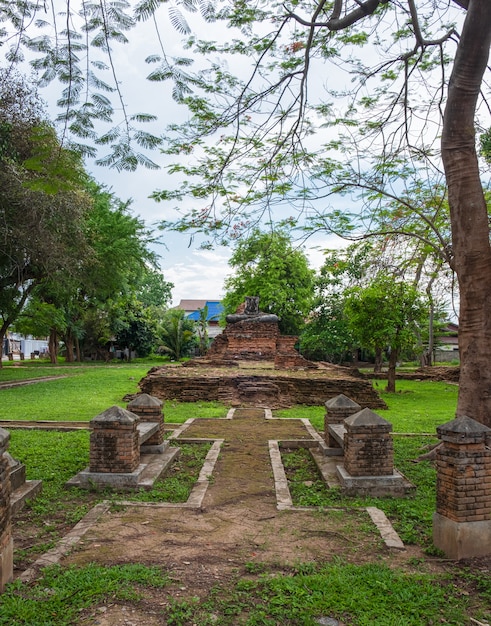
144, 307, 386, 409
206, 318, 279, 362
0, 428, 12, 592
343, 409, 394, 477
436, 416, 491, 523
140, 369, 386, 410
89, 407, 140, 474
324, 394, 362, 446
127, 394, 164, 446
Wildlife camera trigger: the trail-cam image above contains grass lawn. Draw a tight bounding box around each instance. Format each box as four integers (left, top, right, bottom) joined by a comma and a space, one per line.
2, 361, 490, 626
0, 361, 227, 422
275, 379, 458, 433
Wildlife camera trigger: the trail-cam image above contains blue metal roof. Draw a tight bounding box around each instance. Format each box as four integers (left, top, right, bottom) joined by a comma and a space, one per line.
186, 301, 223, 322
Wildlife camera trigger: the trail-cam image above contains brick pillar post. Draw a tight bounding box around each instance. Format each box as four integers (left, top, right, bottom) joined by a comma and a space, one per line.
90, 406, 140, 474
343, 408, 393, 477
324, 394, 361, 447
127, 394, 165, 451
433, 415, 491, 560
0, 428, 13, 593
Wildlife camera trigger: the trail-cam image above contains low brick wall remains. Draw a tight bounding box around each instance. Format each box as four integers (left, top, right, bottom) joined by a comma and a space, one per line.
139, 367, 387, 410
90, 406, 140, 474
433, 415, 491, 559
127, 394, 164, 446
435, 416, 491, 523
0, 428, 13, 593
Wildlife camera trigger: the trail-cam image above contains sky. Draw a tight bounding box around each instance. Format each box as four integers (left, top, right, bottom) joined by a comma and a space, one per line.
16, 1, 465, 309
60, 5, 349, 307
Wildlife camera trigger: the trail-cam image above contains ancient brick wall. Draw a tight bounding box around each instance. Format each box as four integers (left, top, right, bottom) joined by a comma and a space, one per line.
206, 319, 280, 361
90, 407, 140, 474
436, 416, 491, 523
139, 370, 386, 409
0, 428, 13, 592
343, 409, 394, 477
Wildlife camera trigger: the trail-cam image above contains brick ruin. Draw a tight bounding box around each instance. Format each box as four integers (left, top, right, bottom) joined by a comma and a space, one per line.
66, 397, 177, 491
139, 299, 386, 410
323, 397, 414, 497
433, 415, 491, 559
0, 428, 13, 593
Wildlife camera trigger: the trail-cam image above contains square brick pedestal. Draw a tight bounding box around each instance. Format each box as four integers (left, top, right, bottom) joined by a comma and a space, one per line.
433, 415, 491, 559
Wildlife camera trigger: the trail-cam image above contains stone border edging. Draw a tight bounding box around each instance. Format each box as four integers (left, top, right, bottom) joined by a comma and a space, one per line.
18, 408, 404, 584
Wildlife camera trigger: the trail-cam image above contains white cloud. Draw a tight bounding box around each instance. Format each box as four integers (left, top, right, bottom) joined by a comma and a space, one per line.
162, 248, 230, 306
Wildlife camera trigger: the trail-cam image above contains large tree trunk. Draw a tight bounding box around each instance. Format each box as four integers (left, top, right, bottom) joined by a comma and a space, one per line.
385, 348, 398, 393
75, 336, 81, 362
373, 346, 383, 373
48, 328, 58, 364
442, 1, 491, 426
64, 329, 74, 362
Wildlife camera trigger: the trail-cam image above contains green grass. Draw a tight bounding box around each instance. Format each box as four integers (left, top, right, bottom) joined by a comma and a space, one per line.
0, 558, 474, 626
282, 436, 438, 550
220, 560, 467, 625
114, 560, 471, 626
274, 379, 458, 433
375, 379, 458, 432
0, 563, 169, 626
0, 362, 228, 422
0, 364, 147, 421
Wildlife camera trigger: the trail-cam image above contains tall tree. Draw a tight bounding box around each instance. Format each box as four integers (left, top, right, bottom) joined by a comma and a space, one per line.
152, 2, 491, 424
299, 243, 372, 364
222, 229, 314, 335
3, 2, 491, 424
441, 3, 491, 424
344, 276, 427, 392
0, 70, 92, 365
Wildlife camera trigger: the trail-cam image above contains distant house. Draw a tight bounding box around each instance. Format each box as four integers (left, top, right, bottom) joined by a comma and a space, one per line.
176, 299, 224, 338
2, 332, 49, 359
434, 322, 459, 362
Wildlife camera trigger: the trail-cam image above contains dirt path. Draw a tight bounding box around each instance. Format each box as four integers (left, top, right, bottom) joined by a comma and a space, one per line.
32, 407, 426, 625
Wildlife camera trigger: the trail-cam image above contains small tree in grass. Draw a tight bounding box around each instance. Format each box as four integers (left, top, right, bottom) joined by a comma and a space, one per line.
222, 229, 314, 336
344, 276, 427, 392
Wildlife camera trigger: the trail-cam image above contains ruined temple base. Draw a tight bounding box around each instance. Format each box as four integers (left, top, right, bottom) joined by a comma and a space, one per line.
139, 364, 386, 410
66, 447, 180, 491
433, 513, 491, 560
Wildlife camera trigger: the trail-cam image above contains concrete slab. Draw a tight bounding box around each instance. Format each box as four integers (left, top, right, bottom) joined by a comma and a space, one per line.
327, 424, 345, 448
269, 440, 293, 510
433, 513, 491, 560
66, 447, 180, 491
310, 447, 341, 489
336, 465, 415, 497
367, 507, 405, 550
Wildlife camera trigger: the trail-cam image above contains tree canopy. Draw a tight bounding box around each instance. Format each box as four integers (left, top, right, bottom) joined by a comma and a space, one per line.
222, 229, 314, 335
344, 275, 427, 392
2, 1, 491, 424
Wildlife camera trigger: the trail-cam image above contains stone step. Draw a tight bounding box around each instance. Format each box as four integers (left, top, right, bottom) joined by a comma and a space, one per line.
11, 480, 43, 516
137, 421, 159, 446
